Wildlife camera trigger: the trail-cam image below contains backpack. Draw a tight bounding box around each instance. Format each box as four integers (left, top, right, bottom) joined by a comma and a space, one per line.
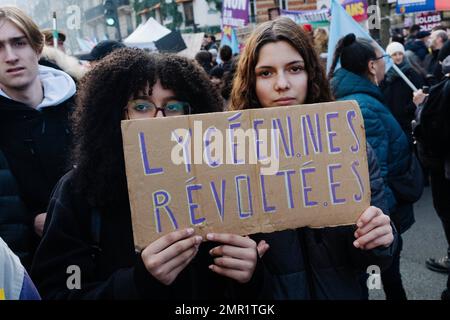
412, 76, 450, 167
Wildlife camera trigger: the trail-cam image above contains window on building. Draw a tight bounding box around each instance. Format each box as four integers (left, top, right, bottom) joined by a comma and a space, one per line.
183, 1, 194, 26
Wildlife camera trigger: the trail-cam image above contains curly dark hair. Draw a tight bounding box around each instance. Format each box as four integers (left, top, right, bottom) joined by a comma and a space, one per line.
71, 50, 223, 210
71, 48, 156, 208
231, 17, 332, 110
154, 53, 223, 113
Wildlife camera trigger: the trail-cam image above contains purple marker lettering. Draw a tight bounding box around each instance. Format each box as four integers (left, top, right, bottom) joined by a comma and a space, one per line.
210, 180, 226, 221
272, 118, 293, 157
300, 167, 318, 207
186, 184, 205, 225
253, 119, 267, 161
152, 191, 178, 233
204, 127, 220, 167
327, 164, 345, 204
139, 132, 164, 175
235, 175, 253, 219
301, 114, 323, 156
326, 112, 341, 154
229, 122, 244, 164
260, 175, 276, 213
347, 110, 360, 153
351, 160, 364, 202
276, 170, 295, 209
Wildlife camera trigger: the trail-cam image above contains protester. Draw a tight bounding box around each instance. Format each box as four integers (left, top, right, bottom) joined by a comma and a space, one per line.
405, 30, 431, 64
219, 45, 233, 72
230, 17, 397, 299
220, 55, 238, 111
0, 237, 40, 300
79, 39, 125, 68
330, 33, 422, 300
194, 50, 213, 74
39, 45, 87, 81
208, 48, 218, 66
313, 27, 328, 57
414, 47, 450, 299
381, 41, 425, 145
41, 28, 66, 52
433, 38, 450, 80
202, 34, 218, 51
0, 6, 76, 270
424, 30, 448, 84
31, 49, 269, 300
404, 24, 420, 47
209, 64, 224, 96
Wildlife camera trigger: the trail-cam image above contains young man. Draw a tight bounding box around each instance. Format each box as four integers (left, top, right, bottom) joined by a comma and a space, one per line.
0, 6, 76, 270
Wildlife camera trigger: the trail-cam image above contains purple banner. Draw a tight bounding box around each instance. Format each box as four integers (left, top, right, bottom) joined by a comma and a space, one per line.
222, 0, 249, 28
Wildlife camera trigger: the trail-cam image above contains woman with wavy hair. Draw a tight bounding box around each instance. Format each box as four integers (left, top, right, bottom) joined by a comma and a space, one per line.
31, 48, 268, 300
230, 17, 397, 299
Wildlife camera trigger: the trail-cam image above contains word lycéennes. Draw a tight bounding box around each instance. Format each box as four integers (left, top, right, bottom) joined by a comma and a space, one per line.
140, 110, 361, 176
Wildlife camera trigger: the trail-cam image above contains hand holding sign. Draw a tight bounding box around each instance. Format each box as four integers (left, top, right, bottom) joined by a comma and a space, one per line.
353, 206, 393, 250
207, 233, 258, 284
141, 228, 202, 285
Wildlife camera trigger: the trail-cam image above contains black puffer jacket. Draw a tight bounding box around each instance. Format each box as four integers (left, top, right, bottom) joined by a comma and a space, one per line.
0, 150, 36, 270
381, 61, 425, 146
252, 144, 398, 299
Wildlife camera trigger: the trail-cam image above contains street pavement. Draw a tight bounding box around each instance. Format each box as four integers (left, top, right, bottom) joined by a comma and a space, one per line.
370, 185, 448, 300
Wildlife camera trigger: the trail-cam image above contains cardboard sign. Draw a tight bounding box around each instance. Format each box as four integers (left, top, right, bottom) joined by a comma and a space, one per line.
121, 101, 370, 249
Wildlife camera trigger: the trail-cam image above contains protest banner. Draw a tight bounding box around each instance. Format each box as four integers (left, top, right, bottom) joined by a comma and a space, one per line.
221, 0, 249, 28
121, 101, 370, 249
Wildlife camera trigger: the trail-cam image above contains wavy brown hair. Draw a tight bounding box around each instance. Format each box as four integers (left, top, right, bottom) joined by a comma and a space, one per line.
231, 17, 332, 110
71, 50, 223, 210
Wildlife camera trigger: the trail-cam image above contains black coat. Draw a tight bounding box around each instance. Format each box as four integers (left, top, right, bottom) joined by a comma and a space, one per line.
405, 40, 429, 62
0, 149, 36, 270
251, 144, 398, 299
381, 61, 425, 146
0, 94, 74, 271
0, 95, 74, 216
31, 170, 268, 300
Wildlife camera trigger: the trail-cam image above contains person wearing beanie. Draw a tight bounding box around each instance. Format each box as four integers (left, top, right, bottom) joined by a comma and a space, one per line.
381, 42, 425, 145
386, 42, 406, 64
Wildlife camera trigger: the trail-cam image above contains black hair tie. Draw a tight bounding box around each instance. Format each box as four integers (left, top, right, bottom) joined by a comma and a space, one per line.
343, 33, 356, 47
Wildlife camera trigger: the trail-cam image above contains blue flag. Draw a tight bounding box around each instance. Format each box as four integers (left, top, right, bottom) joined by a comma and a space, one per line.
327, 0, 392, 74
220, 26, 240, 55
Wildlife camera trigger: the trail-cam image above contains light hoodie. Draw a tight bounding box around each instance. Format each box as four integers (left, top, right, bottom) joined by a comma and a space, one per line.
0, 237, 40, 300
0, 65, 76, 110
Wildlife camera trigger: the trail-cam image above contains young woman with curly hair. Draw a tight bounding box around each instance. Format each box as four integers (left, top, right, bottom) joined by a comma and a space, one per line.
230, 17, 397, 299
30, 48, 268, 300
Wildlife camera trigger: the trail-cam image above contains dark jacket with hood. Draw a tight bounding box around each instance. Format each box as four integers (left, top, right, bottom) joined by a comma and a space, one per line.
381, 60, 425, 145
331, 68, 413, 233
0, 65, 76, 270
30, 170, 269, 300
405, 40, 429, 62
252, 143, 398, 299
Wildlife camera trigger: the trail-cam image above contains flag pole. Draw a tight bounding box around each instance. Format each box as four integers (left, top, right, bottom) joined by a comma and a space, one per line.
52, 12, 58, 49
391, 63, 419, 92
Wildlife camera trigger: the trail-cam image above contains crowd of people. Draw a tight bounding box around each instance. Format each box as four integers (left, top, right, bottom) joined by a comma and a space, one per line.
1, 5, 450, 301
